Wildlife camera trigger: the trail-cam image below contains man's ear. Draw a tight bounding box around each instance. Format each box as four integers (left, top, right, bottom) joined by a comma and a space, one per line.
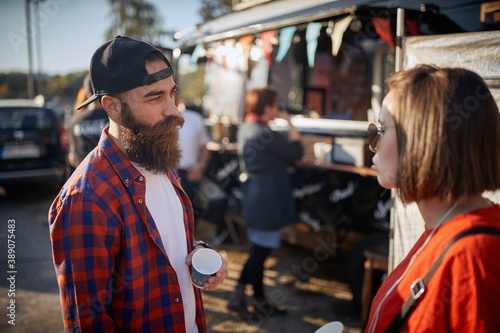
101, 95, 121, 123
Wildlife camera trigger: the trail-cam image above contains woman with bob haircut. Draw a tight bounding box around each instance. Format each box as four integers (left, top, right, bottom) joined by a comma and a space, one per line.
227, 86, 303, 319
365, 65, 500, 332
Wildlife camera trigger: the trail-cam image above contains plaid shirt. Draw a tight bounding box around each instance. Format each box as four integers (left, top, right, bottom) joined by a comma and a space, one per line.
49, 127, 207, 332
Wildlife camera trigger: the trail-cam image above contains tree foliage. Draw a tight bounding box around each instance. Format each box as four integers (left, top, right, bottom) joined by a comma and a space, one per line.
106, 0, 162, 43
199, 0, 233, 23
0, 72, 86, 102
44, 72, 87, 102
0, 73, 30, 99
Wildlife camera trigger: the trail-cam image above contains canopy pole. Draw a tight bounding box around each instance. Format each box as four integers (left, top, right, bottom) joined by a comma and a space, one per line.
395, 8, 405, 73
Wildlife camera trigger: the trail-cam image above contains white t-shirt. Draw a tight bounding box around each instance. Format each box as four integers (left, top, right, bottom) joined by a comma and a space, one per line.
132, 164, 198, 333
178, 109, 210, 170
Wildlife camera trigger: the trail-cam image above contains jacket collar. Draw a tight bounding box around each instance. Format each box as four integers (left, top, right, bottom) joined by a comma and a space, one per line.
245, 113, 268, 125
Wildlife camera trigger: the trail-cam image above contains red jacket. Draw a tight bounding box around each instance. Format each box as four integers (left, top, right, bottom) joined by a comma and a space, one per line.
366, 205, 500, 333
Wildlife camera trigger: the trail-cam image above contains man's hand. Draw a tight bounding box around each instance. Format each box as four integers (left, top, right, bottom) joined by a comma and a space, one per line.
185, 247, 228, 290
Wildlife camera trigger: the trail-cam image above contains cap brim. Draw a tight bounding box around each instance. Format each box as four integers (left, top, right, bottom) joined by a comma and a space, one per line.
76, 94, 100, 110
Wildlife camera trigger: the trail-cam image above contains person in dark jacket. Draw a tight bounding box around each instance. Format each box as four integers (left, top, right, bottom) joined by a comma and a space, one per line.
68, 74, 108, 168
227, 86, 303, 318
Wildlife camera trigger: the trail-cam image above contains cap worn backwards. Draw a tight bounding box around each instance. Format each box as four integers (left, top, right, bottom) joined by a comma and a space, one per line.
77, 35, 174, 110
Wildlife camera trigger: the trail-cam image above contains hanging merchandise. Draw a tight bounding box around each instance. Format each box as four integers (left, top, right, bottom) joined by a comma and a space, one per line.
237, 35, 254, 70
250, 42, 263, 62
306, 22, 323, 68
331, 15, 353, 56
275, 26, 297, 63
248, 38, 269, 89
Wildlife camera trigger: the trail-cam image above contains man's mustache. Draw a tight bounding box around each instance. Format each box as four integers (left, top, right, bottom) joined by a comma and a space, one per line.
131, 114, 185, 134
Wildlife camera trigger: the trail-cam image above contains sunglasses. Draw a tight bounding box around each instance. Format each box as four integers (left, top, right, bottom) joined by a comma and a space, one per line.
367, 123, 395, 153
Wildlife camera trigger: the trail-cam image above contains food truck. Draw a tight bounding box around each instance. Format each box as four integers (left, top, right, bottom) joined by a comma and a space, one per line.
171, 0, 496, 300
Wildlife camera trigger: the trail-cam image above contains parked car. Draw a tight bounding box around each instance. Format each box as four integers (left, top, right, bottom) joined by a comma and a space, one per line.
0, 99, 69, 184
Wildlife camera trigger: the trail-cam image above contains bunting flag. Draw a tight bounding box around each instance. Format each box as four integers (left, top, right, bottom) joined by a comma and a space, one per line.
260, 30, 275, 66
405, 20, 419, 36
275, 26, 297, 63
191, 44, 204, 65
239, 35, 255, 53
331, 15, 353, 56
372, 17, 395, 52
306, 22, 323, 67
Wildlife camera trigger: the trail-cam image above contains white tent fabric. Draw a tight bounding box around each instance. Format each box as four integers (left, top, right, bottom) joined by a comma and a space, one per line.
404, 30, 500, 105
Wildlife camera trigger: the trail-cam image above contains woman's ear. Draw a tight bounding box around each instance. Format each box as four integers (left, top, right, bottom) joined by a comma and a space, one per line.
101, 95, 121, 123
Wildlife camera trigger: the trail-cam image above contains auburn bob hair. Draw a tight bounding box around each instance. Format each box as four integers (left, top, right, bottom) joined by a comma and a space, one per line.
388, 64, 500, 205
245, 86, 278, 116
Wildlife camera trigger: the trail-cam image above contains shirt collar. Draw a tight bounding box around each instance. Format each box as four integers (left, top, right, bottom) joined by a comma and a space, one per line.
98, 126, 142, 187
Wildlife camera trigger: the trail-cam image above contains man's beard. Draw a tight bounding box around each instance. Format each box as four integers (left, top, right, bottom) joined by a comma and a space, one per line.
119, 101, 184, 174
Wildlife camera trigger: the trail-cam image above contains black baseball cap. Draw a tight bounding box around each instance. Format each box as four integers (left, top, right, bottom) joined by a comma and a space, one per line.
77, 35, 174, 110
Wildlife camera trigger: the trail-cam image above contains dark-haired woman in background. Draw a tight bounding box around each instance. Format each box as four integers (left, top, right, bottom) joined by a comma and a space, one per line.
227, 86, 303, 318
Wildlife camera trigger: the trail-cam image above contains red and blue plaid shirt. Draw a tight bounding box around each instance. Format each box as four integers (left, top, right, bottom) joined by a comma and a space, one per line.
49, 127, 207, 332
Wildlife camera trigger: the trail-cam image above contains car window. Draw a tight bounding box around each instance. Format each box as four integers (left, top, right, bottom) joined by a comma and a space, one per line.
0, 107, 55, 130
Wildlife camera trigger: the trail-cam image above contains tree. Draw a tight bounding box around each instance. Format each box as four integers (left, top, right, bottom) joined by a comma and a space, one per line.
106, 0, 162, 43
44, 72, 86, 101
199, 0, 233, 23
0, 72, 85, 101
0, 73, 29, 99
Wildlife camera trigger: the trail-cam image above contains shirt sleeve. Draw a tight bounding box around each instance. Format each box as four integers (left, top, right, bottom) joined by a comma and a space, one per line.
49, 191, 121, 332
197, 113, 211, 146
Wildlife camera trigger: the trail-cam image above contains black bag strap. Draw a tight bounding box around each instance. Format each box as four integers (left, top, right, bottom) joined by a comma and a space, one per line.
386, 226, 500, 333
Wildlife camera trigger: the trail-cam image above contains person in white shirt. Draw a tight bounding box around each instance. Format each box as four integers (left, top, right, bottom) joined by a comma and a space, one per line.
176, 98, 211, 214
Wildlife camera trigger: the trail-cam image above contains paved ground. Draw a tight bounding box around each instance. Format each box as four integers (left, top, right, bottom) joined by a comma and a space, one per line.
196, 220, 362, 333
0, 181, 363, 332
0, 181, 65, 333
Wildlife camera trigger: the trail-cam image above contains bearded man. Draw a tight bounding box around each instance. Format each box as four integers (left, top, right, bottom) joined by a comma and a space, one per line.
48, 36, 227, 333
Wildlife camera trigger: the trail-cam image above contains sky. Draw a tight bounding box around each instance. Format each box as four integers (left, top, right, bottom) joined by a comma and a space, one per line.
0, 0, 203, 75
